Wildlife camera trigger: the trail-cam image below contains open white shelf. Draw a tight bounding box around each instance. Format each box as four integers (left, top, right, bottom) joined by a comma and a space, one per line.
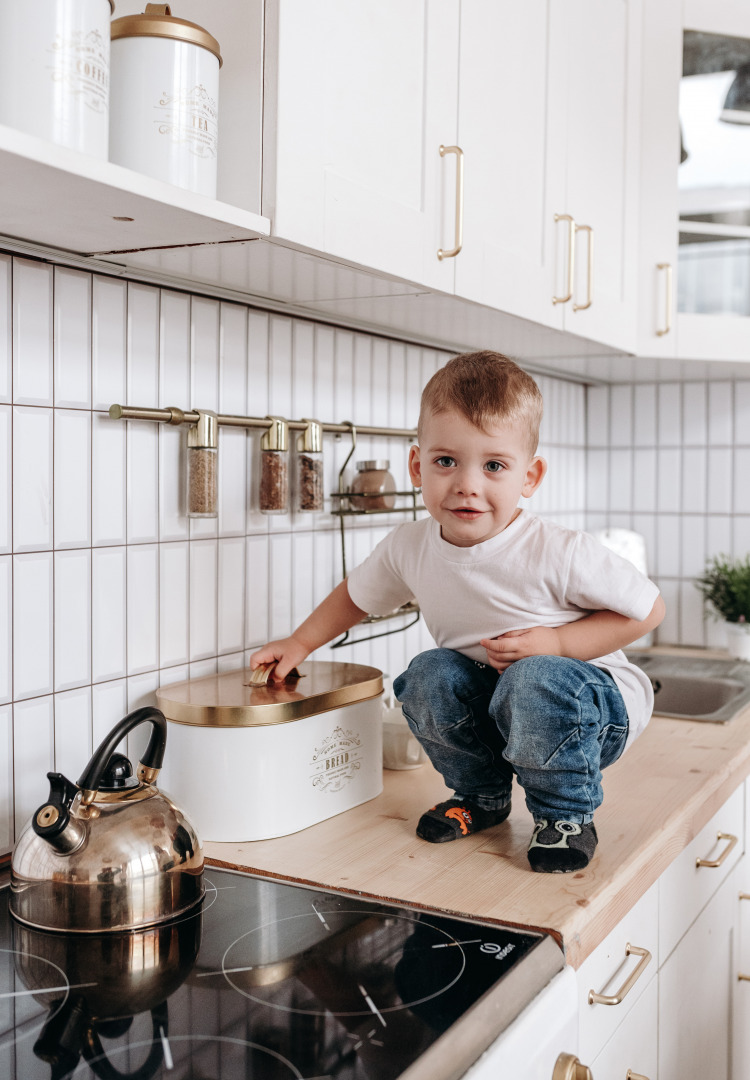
0, 123, 270, 257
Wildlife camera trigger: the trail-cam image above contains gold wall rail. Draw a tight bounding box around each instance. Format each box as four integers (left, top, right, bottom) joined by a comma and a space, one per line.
109, 404, 417, 440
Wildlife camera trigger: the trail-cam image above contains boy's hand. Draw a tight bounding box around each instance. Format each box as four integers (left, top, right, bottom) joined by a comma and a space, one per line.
249, 637, 310, 682
480, 627, 562, 671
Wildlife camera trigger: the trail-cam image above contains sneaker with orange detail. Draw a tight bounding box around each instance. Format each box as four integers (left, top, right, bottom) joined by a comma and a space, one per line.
416, 798, 511, 843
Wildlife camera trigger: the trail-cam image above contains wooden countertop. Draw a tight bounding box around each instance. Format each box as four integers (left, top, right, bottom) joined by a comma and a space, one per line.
205, 700, 750, 969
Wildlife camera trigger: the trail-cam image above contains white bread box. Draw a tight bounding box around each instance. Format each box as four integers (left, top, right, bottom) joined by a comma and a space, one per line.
157, 661, 383, 843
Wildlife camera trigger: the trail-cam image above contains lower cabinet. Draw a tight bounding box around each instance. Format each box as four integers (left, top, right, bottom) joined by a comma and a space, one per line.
574, 781, 747, 1080
659, 865, 738, 1080
590, 976, 658, 1080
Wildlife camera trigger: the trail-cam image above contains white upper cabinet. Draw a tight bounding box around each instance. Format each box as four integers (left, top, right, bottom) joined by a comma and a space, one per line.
558, 0, 642, 354
263, 0, 459, 293
453, 0, 642, 353
638, 0, 750, 361
453, 3, 563, 332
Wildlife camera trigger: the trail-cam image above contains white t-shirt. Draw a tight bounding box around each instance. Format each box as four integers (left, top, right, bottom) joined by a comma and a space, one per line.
347, 511, 660, 748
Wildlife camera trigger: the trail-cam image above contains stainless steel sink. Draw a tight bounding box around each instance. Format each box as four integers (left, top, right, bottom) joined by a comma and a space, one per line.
626, 652, 750, 723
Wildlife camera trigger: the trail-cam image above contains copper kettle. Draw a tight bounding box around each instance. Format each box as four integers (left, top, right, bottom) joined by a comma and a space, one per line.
10, 707, 204, 933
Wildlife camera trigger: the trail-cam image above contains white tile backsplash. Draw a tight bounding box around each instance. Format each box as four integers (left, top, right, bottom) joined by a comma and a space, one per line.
13, 260, 53, 406
13, 551, 53, 700
54, 410, 91, 548
0, 556, 10, 704
3, 249, 747, 856
13, 694, 54, 836
13, 405, 53, 551
54, 548, 91, 691
54, 267, 92, 409
0, 256, 10, 405
0, 405, 10, 553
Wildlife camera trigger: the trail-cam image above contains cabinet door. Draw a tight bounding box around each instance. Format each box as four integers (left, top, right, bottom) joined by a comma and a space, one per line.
637, 0, 682, 356
454, 2, 564, 331
659, 865, 738, 1080
557, 0, 643, 353
265, 0, 459, 292
588, 974, 657, 1080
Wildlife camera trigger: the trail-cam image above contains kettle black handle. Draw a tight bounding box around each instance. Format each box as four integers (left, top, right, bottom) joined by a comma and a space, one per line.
77, 707, 167, 795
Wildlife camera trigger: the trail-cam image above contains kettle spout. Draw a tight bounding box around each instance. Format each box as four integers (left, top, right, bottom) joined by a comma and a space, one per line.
32, 773, 87, 855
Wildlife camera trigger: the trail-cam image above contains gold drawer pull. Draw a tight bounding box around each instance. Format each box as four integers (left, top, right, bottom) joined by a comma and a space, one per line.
588, 943, 652, 1006
696, 831, 738, 868
739, 973, 750, 982
626, 1073, 650, 1080
437, 145, 464, 260
552, 1053, 592, 1080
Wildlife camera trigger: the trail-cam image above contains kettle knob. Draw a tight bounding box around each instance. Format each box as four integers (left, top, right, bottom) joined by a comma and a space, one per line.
99, 753, 138, 791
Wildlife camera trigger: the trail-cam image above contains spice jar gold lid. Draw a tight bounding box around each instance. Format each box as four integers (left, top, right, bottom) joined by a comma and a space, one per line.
356, 460, 391, 472
187, 410, 218, 450
156, 661, 384, 728
111, 4, 222, 66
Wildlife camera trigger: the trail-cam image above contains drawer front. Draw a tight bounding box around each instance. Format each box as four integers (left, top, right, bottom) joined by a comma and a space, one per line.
588, 974, 657, 1080
659, 782, 744, 962
576, 881, 658, 1064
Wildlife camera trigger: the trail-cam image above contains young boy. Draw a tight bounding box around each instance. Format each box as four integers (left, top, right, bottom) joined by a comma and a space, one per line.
250, 351, 665, 873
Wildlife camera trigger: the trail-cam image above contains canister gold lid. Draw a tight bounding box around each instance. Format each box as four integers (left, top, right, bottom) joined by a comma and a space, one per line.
156, 661, 383, 728
111, 4, 222, 66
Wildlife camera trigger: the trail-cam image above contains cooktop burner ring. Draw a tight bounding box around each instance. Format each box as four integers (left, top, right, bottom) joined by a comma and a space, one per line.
68, 1033, 305, 1080
220, 908, 467, 1017
0, 946, 83, 1051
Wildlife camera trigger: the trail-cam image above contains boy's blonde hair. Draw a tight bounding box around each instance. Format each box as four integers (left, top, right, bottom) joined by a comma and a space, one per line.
419, 351, 544, 453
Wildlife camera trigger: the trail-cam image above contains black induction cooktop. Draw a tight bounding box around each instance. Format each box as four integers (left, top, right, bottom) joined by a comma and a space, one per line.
0, 867, 562, 1080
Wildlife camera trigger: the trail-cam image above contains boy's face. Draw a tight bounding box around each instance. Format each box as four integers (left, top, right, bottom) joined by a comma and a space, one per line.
409, 409, 546, 548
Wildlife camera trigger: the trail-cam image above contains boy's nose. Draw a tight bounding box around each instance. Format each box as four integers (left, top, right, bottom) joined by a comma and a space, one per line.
453, 468, 479, 495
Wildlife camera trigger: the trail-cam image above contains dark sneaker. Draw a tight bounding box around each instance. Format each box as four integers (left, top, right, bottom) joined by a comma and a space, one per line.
416, 798, 511, 843
527, 819, 598, 873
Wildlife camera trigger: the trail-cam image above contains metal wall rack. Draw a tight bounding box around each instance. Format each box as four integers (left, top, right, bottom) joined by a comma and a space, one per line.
109, 404, 424, 647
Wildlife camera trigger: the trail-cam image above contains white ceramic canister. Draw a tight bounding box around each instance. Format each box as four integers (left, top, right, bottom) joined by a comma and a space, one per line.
156, 661, 384, 843
0, 0, 113, 157
109, 4, 221, 197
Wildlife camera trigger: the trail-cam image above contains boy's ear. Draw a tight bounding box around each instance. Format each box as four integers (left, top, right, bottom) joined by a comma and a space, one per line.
521, 456, 547, 498
408, 444, 422, 487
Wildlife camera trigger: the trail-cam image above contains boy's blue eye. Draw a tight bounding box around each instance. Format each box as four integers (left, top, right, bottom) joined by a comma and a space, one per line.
485, 461, 503, 473
436, 456, 455, 467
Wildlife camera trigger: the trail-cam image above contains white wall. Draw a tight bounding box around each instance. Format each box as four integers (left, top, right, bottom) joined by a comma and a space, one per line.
0, 254, 586, 856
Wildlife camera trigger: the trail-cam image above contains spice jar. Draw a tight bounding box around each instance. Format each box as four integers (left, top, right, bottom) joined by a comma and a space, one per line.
186, 410, 218, 518
297, 420, 324, 513
349, 460, 397, 511
0, 0, 113, 157
110, 4, 222, 197
260, 417, 289, 515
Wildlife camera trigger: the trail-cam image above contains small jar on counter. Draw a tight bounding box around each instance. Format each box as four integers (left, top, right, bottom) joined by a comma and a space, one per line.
260, 417, 289, 514
297, 420, 324, 513
349, 460, 397, 511
186, 410, 218, 518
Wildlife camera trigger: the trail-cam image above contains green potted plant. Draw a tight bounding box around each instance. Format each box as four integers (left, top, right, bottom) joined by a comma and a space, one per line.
695, 554, 750, 661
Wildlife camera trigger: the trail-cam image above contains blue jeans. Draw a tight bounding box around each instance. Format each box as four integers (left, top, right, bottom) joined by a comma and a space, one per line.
393, 649, 629, 824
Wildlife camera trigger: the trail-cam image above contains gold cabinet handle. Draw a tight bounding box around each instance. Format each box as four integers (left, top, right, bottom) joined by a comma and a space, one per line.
626, 1073, 650, 1080
552, 1053, 593, 1080
553, 213, 575, 304
656, 262, 672, 336
588, 943, 652, 1006
437, 145, 464, 260
696, 831, 738, 868
572, 223, 593, 311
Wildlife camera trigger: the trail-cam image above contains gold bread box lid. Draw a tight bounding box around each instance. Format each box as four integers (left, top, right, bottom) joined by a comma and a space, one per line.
156, 661, 383, 728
